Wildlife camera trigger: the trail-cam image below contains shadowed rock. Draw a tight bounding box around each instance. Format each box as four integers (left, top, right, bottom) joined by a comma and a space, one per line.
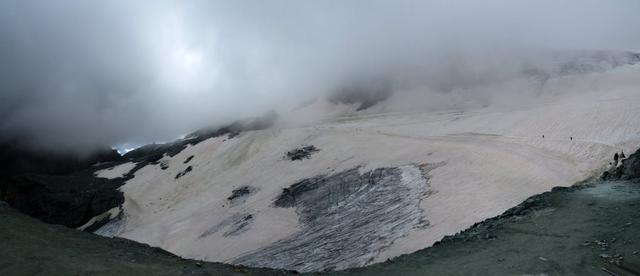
0, 143, 127, 228
227, 186, 255, 205
602, 148, 640, 180
285, 146, 319, 161
0, 172, 125, 228
175, 166, 193, 179
183, 155, 194, 164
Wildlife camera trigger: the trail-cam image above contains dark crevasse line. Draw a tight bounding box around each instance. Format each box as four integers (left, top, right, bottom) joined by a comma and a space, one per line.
234, 164, 438, 272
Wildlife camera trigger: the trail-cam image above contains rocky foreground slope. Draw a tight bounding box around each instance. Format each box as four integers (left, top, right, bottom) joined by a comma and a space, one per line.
0, 200, 293, 276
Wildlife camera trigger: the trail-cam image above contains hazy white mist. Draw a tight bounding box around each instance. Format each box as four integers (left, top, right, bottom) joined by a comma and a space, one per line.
1, 0, 639, 154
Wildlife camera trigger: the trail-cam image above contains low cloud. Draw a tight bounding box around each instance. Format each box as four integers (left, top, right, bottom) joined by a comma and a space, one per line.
1, 0, 639, 154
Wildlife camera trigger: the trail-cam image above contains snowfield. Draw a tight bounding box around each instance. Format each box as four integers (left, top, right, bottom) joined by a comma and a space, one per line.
94, 162, 135, 179
95, 65, 640, 272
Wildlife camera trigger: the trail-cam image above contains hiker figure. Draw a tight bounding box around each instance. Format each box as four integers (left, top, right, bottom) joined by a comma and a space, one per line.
542, 135, 545, 139
570, 137, 573, 141
614, 153, 619, 164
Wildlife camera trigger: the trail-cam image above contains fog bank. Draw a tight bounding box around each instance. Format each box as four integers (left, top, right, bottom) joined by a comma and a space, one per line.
1, 0, 639, 154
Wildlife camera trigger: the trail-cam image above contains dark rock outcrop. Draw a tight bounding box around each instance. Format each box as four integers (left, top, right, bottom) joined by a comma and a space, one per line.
0, 142, 127, 228
227, 186, 255, 205
184, 155, 195, 164
0, 171, 126, 228
175, 166, 193, 179
602, 148, 640, 180
285, 145, 319, 161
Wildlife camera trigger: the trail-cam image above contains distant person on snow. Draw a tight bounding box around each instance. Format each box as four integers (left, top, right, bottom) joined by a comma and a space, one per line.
614, 152, 619, 164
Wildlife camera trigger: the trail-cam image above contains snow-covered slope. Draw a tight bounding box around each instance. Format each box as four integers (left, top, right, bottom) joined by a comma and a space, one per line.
94, 59, 640, 272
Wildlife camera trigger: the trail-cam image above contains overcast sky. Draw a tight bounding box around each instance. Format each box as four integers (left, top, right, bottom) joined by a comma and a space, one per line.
1, 0, 640, 154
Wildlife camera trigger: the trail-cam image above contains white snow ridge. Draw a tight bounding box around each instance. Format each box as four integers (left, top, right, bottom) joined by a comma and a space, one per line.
95, 58, 640, 272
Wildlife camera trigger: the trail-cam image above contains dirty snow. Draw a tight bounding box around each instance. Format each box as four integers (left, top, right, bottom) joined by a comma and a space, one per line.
94, 162, 135, 179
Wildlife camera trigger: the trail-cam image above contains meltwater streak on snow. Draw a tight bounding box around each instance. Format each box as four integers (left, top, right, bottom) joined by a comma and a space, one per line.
97, 67, 640, 271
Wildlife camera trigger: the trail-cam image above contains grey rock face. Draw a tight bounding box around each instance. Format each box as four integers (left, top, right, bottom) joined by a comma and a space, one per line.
602, 149, 640, 180
0, 143, 128, 229
234, 165, 433, 272
175, 166, 193, 179
285, 145, 319, 161
183, 155, 194, 164
227, 186, 256, 206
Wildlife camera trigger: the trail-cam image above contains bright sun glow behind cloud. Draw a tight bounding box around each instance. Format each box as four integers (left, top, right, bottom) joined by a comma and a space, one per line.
181, 50, 203, 66
170, 48, 205, 78
143, 7, 216, 93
